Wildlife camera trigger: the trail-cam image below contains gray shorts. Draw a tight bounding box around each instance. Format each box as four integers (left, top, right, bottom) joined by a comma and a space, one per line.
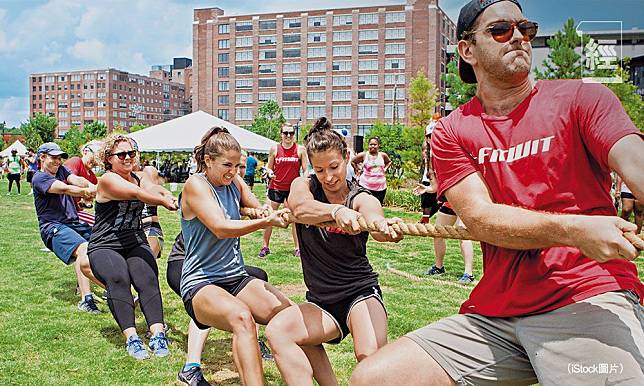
407, 291, 644, 386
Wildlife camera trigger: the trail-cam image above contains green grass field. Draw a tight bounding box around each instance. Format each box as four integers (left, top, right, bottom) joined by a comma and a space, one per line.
0, 178, 640, 385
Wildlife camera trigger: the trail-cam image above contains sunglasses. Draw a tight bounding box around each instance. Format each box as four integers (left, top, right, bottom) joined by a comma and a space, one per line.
282, 131, 295, 136
110, 150, 137, 160
468, 20, 538, 43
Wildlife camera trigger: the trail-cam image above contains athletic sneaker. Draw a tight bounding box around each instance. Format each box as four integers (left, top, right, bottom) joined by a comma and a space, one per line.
145, 323, 171, 339
425, 265, 446, 276
457, 273, 475, 284
149, 332, 170, 357
78, 294, 101, 314
293, 249, 300, 258
258, 339, 273, 361
258, 246, 270, 258
178, 366, 211, 386
126, 335, 150, 360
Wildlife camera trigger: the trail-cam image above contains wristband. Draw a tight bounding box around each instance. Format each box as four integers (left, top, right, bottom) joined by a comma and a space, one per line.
331, 205, 345, 221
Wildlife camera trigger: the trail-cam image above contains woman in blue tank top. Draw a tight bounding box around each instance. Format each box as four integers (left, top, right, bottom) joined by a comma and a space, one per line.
179, 126, 318, 385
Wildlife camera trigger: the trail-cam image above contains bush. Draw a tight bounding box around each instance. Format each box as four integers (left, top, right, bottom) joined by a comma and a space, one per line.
384, 188, 421, 212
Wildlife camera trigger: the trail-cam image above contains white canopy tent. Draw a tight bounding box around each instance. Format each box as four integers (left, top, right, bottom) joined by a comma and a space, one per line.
0, 140, 28, 157
128, 110, 277, 154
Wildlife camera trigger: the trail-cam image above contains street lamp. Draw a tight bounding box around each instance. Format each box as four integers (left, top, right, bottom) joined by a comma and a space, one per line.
294, 117, 302, 142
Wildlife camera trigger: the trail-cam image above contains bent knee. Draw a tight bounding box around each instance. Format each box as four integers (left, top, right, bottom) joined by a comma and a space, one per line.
355, 345, 379, 362
230, 309, 256, 333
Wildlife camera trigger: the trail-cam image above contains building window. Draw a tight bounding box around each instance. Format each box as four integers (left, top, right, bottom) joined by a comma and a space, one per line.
332, 105, 351, 119
307, 62, 326, 72
385, 43, 406, 54
259, 50, 276, 60
307, 76, 326, 87
359, 29, 378, 40
283, 106, 301, 119
282, 92, 301, 101
385, 74, 405, 85
358, 105, 377, 119
218, 81, 229, 91
332, 76, 352, 87
58, 112, 68, 118
84, 110, 94, 118
333, 31, 352, 42
258, 78, 276, 88
235, 21, 253, 32
235, 65, 253, 75
235, 93, 253, 103
45, 76, 55, 83
218, 24, 230, 34
218, 67, 229, 77
384, 104, 406, 118
259, 35, 276, 45
258, 92, 276, 102
283, 18, 301, 29
308, 47, 326, 57
307, 91, 325, 102
236, 37, 253, 47
385, 58, 405, 69
283, 78, 300, 87
307, 106, 326, 119
218, 109, 229, 120
358, 59, 378, 70
236, 79, 253, 89
283, 63, 301, 73
71, 74, 81, 81
259, 20, 276, 30
218, 53, 229, 63
308, 16, 326, 27
283, 34, 301, 44
332, 60, 352, 71
359, 13, 378, 25
236, 51, 253, 61
283, 48, 301, 58
385, 28, 405, 39
358, 90, 378, 100
218, 39, 230, 49
259, 64, 276, 74
384, 89, 405, 100
385, 12, 405, 23
236, 108, 253, 120
333, 14, 352, 26
332, 90, 352, 101
332, 45, 352, 56
358, 44, 378, 55
218, 95, 229, 105
357, 124, 372, 136
308, 32, 326, 43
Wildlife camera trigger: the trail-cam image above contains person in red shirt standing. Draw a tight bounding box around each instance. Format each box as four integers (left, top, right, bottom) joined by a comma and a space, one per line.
259, 123, 308, 258
351, 1, 643, 385
64, 142, 100, 226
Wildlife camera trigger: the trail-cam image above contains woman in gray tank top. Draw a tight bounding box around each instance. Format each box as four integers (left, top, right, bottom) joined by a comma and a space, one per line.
265, 117, 404, 386
179, 126, 320, 385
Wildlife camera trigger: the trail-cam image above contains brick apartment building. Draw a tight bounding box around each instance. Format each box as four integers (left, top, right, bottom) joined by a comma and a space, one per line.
192, 0, 456, 139
29, 68, 191, 137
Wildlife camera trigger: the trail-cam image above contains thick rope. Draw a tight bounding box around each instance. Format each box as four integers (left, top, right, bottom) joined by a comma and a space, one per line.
239, 207, 644, 251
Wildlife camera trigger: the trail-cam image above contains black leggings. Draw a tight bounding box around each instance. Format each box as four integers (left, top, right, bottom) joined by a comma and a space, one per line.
8, 173, 20, 193
89, 245, 164, 331
166, 260, 269, 297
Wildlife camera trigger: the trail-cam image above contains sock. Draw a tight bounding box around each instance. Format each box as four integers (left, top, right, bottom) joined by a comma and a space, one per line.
183, 362, 201, 371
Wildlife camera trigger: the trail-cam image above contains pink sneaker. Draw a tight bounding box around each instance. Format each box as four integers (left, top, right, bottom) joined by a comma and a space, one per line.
293, 249, 300, 257
258, 247, 270, 258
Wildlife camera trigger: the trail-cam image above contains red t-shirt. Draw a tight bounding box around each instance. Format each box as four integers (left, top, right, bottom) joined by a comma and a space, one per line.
64, 157, 97, 184
269, 144, 301, 191
432, 80, 643, 317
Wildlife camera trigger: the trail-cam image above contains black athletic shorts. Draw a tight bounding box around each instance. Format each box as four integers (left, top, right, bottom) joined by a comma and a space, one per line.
267, 188, 289, 204
243, 175, 255, 187
7, 173, 20, 182
307, 285, 385, 344
439, 204, 456, 216
183, 275, 257, 330
621, 192, 635, 199
27, 171, 35, 183
420, 182, 438, 209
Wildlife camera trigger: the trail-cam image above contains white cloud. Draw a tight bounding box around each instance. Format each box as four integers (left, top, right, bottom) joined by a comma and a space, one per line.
0, 97, 29, 128
67, 38, 106, 64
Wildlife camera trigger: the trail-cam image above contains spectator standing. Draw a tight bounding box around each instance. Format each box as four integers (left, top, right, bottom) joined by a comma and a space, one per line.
6, 149, 22, 195
351, 137, 392, 205
245, 151, 258, 188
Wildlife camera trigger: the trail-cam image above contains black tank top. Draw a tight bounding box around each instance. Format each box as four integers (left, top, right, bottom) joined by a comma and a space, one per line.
295, 175, 379, 304
88, 172, 148, 253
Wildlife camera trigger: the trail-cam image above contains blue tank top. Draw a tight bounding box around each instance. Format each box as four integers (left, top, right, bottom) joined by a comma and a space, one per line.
179, 174, 247, 299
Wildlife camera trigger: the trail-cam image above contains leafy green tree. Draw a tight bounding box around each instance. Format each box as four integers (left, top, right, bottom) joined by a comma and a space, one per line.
594, 60, 644, 131
21, 113, 57, 149
534, 18, 590, 80
129, 123, 147, 133
56, 126, 87, 157
443, 52, 477, 108
83, 121, 107, 139
249, 100, 286, 141
409, 69, 439, 128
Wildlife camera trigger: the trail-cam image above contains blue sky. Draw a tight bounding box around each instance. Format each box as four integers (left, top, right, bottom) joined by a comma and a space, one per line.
0, 0, 642, 128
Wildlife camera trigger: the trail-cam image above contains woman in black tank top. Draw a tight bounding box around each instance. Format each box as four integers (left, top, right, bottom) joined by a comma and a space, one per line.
88, 134, 177, 360
265, 118, 404, 386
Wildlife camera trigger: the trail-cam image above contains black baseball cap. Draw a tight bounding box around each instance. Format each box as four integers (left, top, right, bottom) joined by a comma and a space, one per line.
457, 0, 523, 83
37, 142, 68, 158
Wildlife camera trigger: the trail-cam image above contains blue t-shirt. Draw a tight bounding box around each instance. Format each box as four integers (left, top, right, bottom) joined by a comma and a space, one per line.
245, 156, 257, 178
32, 167, 80, 241
27, 157, 39, 173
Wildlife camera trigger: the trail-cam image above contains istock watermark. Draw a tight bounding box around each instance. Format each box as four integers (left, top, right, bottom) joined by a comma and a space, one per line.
567, 362, 624, 375
576, 21, 623, 84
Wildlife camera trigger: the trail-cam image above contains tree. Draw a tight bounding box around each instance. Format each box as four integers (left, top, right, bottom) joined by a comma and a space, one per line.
129, 123, 147, 133
534, 18, 590, 80
249, 100, 286, 141
409, 69, 439, 128
83, 121, 107, 139
443, 52, 477, 108
21, 113, 57, 149
596, 60, 644, 131
364, 122, 424, 182
57, 126, 87, 157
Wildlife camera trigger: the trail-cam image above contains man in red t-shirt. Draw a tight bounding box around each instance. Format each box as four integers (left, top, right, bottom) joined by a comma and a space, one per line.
351, 1, 643, 385
64, 142, 100, 225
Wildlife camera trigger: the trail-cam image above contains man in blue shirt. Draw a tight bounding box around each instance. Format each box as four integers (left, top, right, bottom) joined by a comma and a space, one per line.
32, 142, 101, 314
244, 152, 258, 188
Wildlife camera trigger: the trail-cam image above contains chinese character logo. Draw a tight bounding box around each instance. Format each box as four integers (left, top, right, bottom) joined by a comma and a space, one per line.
577, 21, 623, 84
